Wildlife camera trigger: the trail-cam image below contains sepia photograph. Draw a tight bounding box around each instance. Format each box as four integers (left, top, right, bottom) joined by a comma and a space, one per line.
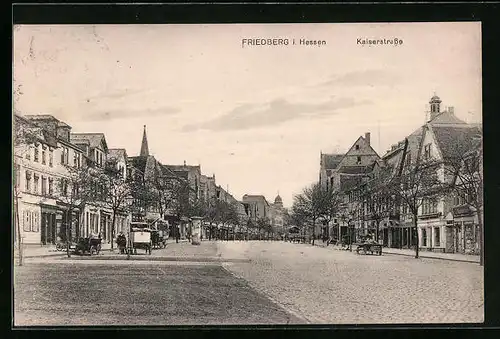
12, 22, 483, 326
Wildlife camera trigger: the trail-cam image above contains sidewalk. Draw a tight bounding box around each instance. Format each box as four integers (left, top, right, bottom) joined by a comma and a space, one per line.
312, 241, 480, 263
14, 238, 192, 260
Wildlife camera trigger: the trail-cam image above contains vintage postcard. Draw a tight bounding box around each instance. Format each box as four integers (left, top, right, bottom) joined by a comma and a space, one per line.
13, 22, 483, 326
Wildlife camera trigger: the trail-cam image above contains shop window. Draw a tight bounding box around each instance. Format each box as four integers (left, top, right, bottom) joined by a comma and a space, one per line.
23, 211, 31, 232
23, 211, 39, 232
435, 227, 440, 247
422, 228, 427, 246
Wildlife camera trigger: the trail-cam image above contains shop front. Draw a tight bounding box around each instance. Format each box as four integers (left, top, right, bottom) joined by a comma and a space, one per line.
40, 204, 59, 245
418, 215, 446, 252
449, 205, 479, 255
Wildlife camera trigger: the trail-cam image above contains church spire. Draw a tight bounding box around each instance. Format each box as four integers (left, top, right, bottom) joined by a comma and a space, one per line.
140, 125, 149, 157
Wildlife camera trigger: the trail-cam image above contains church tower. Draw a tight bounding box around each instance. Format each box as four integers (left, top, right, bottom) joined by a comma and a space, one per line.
429, 94, 442, 121
140, 125, 149, 157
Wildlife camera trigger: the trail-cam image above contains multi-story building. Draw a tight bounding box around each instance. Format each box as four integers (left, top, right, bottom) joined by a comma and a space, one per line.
69, 132, 117, 242
319, 132, 380, 241
14, 114, 103, 245
416, 104, 481, 253
336, 95, 482, 253
242, 194, 270, 223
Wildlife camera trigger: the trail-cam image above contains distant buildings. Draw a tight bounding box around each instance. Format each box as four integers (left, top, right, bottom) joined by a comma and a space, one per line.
13, 115, 253, 246
317, 95, 482, 254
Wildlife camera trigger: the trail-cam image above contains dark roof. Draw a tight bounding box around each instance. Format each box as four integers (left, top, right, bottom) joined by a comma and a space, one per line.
128, 156, 148, 173
432, 125, 482, 160
70, 133, 108, 151
429, 110, 467, 125
321, 154, 343, 170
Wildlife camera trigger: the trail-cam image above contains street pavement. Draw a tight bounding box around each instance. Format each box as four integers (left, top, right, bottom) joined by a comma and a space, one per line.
13, 241, 302, 326
14, 240, 484, 325
218, 241, 484, 324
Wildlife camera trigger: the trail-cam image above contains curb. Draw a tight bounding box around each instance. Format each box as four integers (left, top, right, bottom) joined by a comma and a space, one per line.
312, 243, 480, 264
56, 255, 250, 263
382, 251, 480, 264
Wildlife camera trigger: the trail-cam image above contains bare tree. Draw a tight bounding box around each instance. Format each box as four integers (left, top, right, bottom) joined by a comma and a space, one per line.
57, 162, 98, 257
13, 115, 40, 265
387, 155, 446, 259
292, 182, 329, 246
442, 135, 483, 265
318, 186, 343, 242
102, 158, 132, 251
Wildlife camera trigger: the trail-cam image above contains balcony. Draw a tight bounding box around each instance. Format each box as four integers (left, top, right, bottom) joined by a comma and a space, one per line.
418, 212, 442, 220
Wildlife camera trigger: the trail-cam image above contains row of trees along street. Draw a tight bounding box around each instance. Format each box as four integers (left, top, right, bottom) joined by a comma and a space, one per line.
290, 136, 482, 264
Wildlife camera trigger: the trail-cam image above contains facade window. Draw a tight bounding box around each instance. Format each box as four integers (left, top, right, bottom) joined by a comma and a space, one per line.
33, 174, 39, 194
60, 147, 69, 165
34, 145, 39, 162
48, 178, 53, 196
25, 147, 31, 160
434, 227, 440, 247
422, 197, 438, 215
42, 146, 47, 165
49, 149, 53, 167
355, 145, 360, 150
424, 144, 431, 160
41, 176, 47, 195
357, 156, 362, 164
25, 171, 32, 192
23, 211, 39, 232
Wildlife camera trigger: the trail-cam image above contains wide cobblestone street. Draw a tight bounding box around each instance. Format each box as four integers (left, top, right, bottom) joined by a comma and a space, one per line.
217, 241, 484, 324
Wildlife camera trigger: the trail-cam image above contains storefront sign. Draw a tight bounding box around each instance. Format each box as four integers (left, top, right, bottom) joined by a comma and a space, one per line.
453, 205, 474, 217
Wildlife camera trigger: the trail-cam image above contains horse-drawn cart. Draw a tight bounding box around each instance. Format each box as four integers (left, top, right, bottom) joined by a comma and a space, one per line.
74, 237, 102, 256
151, 230, 167, 249
130, 227, 152, 255
354, 242, 382, 256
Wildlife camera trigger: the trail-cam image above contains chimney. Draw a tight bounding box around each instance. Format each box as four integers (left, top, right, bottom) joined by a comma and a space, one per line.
448, 106, 454, 114
364, 132, 371, 146
183, 160, 186, 166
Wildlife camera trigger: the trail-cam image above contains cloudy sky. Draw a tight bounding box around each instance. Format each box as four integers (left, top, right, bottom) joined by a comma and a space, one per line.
13, 23, 482, 207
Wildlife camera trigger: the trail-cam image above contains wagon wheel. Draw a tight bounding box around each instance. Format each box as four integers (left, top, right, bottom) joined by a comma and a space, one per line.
96, 244, 101, 255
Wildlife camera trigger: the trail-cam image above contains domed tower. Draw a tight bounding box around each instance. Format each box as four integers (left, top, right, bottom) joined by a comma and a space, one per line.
429, 94, 442, 121
274, 193, 283, 209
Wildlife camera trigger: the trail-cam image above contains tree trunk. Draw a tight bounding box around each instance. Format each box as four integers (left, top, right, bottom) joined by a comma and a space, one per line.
66, 208, 72, 258
478, 208, 484, 266
413, 214, 419, 259
15, 187, 23, 266
111, 211, 116, 251
312, 219, 316, 246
